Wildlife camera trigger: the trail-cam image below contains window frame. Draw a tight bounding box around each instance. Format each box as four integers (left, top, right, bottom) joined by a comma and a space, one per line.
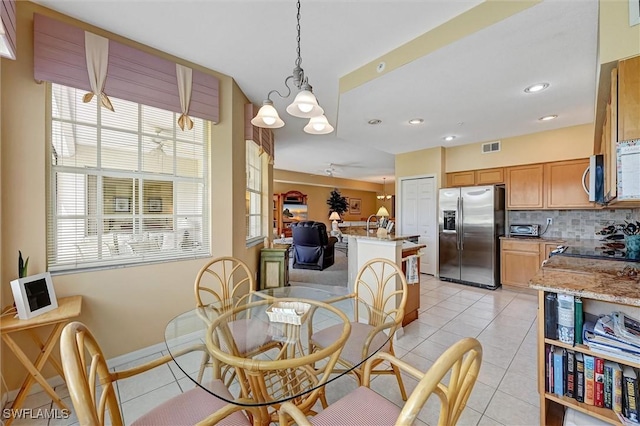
47, 83, 211, 273
246, 140, 264, 246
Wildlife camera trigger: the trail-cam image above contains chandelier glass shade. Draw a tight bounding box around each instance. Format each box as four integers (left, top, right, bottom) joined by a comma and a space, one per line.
304, 114, 334, 135
250, 0, 334, 135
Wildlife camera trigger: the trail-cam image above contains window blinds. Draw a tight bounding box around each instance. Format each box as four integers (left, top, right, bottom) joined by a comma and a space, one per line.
34, 13, 219, 123
49, 84, 210, 272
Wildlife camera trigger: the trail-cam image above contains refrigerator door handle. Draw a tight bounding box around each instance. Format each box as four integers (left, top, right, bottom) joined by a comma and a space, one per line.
456, 197, 461, 251
460, 196, 464, 251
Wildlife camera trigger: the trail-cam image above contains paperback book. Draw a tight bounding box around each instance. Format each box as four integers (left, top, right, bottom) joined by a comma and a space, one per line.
557, 294, 575, 344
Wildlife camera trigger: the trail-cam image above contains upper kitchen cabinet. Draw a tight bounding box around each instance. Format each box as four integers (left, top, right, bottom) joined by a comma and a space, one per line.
544, 158, 592, 209
506, 159, 595, 210
598, 55, 640, 207
475, 168, 504, 185
446, 167, 504, 187
618, 56, 640, 142
505, 164, 544, 209
446, 171, 475, 187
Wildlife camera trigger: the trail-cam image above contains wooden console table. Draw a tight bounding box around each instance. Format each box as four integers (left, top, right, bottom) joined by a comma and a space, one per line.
0, 295, 82, 425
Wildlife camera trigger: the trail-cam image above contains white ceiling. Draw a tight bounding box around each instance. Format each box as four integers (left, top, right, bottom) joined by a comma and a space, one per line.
33, 0, 599, 185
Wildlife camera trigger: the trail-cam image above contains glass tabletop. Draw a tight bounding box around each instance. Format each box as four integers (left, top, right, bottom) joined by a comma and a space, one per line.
163, 291, 393, 408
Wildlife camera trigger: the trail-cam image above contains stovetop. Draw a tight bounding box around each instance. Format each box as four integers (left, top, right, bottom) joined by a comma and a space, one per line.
551, 241, 639, 262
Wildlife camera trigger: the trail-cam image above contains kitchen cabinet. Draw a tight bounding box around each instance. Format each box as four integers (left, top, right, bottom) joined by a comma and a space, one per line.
446, 171, 475, 187
446, 168, 504, 187
500, 239, 542, 288
618, 55, 640, 142
475, 167, 504, 185
599, 56, 640, 208
505, 164, 544, 209
544, 158, 593, 209
506, 159, 595, 210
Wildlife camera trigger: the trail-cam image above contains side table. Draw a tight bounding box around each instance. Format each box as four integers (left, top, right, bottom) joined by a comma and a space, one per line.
259, 248, 290, 290
1, 295, 83, 425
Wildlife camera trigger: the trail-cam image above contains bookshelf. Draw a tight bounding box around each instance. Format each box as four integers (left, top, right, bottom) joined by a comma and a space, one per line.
535, 283, 640, 425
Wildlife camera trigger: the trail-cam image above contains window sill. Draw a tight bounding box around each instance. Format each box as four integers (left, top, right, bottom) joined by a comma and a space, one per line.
246, 237, 265, 248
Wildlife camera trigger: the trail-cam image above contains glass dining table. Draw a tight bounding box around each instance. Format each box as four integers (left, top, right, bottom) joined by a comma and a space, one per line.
163, 285, 393, 423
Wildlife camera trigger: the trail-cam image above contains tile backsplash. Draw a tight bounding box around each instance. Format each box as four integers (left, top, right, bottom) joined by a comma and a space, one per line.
508, 209, 640, 240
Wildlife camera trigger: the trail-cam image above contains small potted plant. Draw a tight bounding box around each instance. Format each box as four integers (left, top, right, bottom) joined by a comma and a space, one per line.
18, 251, 29, 278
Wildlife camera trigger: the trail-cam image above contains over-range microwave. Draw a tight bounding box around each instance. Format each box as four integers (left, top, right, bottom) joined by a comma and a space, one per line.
583, 154, 604, 204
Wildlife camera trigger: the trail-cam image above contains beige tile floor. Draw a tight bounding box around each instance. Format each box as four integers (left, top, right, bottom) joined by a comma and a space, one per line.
4, 276, 540, 426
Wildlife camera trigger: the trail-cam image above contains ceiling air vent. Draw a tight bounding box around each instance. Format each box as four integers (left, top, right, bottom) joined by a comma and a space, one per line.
481, 140, 501, 154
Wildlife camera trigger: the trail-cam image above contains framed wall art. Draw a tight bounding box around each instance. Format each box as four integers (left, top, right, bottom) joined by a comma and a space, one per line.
349, 198, 361, 215
148, 198, 163, 212
114, 197, 130, 212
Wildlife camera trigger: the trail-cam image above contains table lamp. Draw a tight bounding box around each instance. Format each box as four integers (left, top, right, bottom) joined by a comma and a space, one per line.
375, 206, 390, 238
329, 211, 341, 235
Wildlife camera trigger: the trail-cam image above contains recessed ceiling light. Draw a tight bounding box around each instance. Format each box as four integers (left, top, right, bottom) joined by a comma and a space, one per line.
443, 135, 456, 141
368, 119, 382, 125
408, 118, 424, 125
539, 115, 558, 121
524, 83, 549, 93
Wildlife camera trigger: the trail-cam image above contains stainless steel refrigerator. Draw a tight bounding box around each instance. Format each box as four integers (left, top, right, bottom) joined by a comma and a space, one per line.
438, 185, 505, 289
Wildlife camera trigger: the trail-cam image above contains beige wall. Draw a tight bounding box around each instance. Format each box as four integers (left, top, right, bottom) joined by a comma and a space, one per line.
599, 0, 640, 64
0, 2, 258, 391
395, 146, 446, 187
274, 182, 384, 230
445, 124, 595, 172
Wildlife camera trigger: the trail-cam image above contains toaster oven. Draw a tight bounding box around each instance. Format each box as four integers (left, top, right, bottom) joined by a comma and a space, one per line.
509, 224, 541, 237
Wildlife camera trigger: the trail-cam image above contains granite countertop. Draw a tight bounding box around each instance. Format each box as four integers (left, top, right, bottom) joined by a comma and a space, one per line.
348, 234, 419, 242
529, 255, 640, 306
500, 235, 570, 243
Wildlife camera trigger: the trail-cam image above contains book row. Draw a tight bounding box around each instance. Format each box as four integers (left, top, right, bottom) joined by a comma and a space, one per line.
545, 345, 640, 422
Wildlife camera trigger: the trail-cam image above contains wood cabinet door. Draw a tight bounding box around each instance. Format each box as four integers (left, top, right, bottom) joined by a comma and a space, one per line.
446, 171, 475, 187
506, 164, 544, 209
475, 168, 504, 185
501, 249, 541, 288
618, 55, 640, 141
544, 158, 593, 209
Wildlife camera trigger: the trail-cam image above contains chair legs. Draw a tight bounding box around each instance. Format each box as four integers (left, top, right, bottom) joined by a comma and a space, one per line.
391, 361, 408, 401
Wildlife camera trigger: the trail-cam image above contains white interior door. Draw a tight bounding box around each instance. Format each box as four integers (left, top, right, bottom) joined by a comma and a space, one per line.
400, 176, 437, 275
417, 178, 436, 275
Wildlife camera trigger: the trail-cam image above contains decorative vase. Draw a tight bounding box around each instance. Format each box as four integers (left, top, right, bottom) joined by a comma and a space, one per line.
626, 234, 640, 260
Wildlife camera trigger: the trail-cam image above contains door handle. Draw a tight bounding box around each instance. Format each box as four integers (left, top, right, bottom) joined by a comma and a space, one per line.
581, 165, 590, 196
455, 197, 460, 251
460, 197, 464, 251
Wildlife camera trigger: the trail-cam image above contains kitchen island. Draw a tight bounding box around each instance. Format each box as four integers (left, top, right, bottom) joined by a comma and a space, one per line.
347, 235, 426, 326
530, 255, 640, 426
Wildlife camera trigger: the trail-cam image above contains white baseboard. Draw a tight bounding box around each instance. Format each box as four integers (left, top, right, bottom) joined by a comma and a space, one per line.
5, 341, 168, 404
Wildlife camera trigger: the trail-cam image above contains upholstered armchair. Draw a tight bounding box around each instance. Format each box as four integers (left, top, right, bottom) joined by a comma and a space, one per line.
291, 221, 337, 270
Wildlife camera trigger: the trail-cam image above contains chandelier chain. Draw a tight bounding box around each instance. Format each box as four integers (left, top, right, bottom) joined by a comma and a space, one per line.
295, 0, 302, 68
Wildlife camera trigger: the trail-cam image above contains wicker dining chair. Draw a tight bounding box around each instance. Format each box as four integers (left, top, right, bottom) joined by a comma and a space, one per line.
205, 298, 352, 426
309, 257, 409, 400
60, 321, 258, 426
194, 256, 281, 384
279, 337, 483, 426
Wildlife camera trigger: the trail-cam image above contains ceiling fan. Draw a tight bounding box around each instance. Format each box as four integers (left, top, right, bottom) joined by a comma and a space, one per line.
148, 128, 171, 156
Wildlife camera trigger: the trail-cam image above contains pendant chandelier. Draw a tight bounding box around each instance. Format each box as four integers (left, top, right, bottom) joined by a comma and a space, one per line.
250, 0, 334, 135
377, 177, 392, 200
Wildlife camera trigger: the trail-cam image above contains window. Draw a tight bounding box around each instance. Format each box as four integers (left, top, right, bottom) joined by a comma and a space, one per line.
246, 140, 263, 242
48, 84, 210, 272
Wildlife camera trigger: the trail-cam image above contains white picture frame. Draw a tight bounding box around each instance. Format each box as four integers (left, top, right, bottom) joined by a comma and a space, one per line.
10, 272, 58, 320
631, 0, 640, 26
